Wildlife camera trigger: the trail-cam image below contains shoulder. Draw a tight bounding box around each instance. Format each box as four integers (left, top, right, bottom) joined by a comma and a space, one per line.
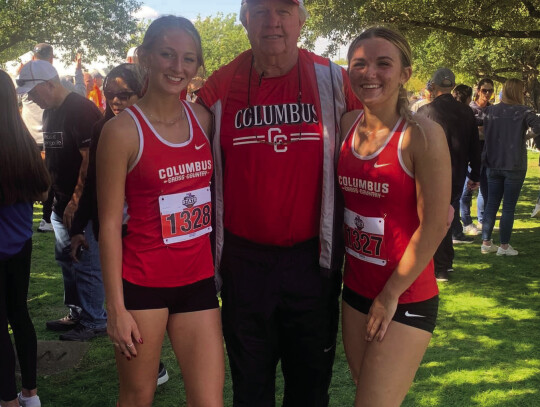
65, 93, 101, 118
186, 101, 212, 131
299, 48, 329, 66
198, 51, 251, 108
207, 50, 251, 82
100, 110, 138, 150
405, 115, 446, 153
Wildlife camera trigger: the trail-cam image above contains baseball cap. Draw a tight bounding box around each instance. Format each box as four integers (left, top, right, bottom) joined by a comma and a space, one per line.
242, 0, 302, 4
16, 60, 58, 94
33, 43, 55, 60
431, 68, 455, 88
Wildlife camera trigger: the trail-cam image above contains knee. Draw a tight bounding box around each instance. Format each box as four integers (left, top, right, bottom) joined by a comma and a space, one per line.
187, 397, 223, 407
118, 386, 155, 407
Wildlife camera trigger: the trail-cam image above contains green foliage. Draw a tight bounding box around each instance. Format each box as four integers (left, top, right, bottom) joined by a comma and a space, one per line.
127, 18, 152, 50
0, 0, 141, 64
193, 13, 251, 77
303, 0, 540, 109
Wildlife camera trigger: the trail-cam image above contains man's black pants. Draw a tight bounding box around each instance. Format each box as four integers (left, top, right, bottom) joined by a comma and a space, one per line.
220, 232, 341, 407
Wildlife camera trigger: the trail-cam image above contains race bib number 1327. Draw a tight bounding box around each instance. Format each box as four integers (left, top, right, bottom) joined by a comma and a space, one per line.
159, 187, 212, 244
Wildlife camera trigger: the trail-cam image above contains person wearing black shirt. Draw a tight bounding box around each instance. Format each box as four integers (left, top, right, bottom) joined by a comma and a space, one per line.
17, 60, 106, 341
418, 68, 481, 282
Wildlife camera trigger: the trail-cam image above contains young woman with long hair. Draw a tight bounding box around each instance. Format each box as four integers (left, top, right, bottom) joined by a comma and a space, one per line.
338, 27, 451, 406
97, 16, 224, 406
480, 78, 540, 255
0, 69, 50, 407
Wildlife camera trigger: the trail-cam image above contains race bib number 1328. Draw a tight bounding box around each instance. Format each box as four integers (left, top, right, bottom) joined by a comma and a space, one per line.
159, 187, 212, 244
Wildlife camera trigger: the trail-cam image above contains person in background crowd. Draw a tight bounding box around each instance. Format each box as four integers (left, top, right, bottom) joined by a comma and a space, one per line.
469, 78, 494, 228
452, 84, 472, 105
16, 60, 107, 341
410, 80, 433, 113
453, 84, 483, 236
419, 70, 481, 282
197, 0, 361, 405
18, 43, 55, 234
97, 16, 224, 406
88, 71, 105, 112
59, 53, 86, 97
0, 69, 50, 407
532, 133, 540, 218
339, 26, 450, 406
186, 76, 205, 102
480, 78, 540, 256
83, 72, 94, 98
70, 63, 169, 387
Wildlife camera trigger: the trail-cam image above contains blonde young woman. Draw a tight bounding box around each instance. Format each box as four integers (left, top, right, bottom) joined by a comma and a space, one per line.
97, 16, 223, 407
480, 78, 540, 256
338, 27, 451, 406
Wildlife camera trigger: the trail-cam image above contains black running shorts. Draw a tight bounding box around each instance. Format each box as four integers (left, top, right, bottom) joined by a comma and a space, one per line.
123, 276, 218, 314
342, 285, 438, 333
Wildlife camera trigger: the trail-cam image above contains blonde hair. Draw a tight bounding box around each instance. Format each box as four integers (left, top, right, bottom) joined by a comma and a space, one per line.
501, 78, 525, 105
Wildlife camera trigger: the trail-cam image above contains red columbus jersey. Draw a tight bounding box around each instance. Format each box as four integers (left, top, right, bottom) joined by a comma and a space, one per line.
200, 50, 330, 246
338, 112, 438, 303
122, 102, 214, 287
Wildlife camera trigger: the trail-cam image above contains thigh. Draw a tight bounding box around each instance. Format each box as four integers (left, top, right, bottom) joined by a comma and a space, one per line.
116, 308, 168, 407
355, 322, 432, 407
167, 309, 224, 407
342, 300, 369, 385
485, 169, 504, 211
4, 240, 32, 321
502, 171, 526, 209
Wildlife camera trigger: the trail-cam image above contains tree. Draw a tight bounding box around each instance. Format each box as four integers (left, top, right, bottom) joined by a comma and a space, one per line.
303, 0, 540, 109
0, 0, 141, 64
194, 13, 251, 77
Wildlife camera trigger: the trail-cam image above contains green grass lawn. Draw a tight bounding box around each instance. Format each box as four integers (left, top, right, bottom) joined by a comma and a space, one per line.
15, 151, 540, 406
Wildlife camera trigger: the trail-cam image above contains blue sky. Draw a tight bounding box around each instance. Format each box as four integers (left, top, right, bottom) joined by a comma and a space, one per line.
139, 1, 241, 20
137, 1, 348, 58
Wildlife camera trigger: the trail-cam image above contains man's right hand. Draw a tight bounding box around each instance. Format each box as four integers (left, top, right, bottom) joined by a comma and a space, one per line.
70, 234, 88, 262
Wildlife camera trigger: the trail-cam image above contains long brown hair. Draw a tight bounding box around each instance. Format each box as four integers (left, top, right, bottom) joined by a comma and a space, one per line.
0, 70, 50, 205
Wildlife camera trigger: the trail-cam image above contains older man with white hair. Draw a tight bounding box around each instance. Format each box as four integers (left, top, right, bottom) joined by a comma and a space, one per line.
197, 0, 361, 405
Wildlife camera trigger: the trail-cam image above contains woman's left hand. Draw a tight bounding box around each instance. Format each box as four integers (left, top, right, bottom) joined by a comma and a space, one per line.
366, 291, 398, 342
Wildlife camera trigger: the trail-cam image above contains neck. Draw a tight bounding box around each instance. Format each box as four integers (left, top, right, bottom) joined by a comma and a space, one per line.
361, 104, 401, 136
476, 98, 488, 107
137, 90, 184, 120
252, 48, 299, 78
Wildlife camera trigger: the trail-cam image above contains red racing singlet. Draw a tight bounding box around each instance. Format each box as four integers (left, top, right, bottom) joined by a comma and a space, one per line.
122, 102, 214, 287
337, 112, 438, 303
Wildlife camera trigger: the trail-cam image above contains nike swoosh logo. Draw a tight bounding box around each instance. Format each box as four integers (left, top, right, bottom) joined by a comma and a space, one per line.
195, 144, 206, 150
323, 345, 334, 353
374, 163, 391, 168
404, 311, 426, 318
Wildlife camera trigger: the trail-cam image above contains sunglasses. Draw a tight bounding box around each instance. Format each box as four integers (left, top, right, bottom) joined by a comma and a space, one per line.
104, 91, 135, 101
480, 88, 494, 94
16, 78, 47, 87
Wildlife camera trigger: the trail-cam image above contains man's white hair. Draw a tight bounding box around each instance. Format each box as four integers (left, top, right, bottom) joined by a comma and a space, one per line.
239, 1, 308, 27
